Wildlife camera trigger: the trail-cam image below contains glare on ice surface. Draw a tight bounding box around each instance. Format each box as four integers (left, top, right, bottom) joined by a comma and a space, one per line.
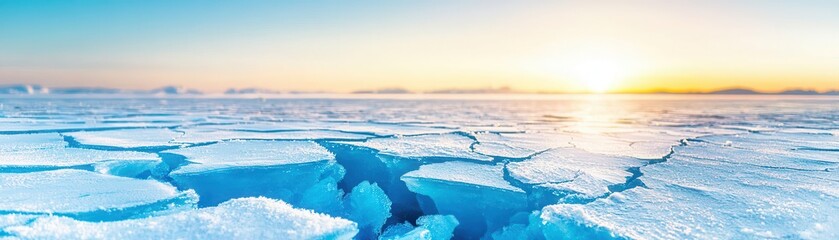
472, 132, 574, 158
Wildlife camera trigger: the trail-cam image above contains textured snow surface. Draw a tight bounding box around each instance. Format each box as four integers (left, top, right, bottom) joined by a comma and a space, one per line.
64, 128, 184, 150
5, 197, 358, 240
340, 133, 493, 161
0, 133, 66, 151
0, 170, 197, 220
1, 97, 838, 239
165, 140, 334, 174
507, 147, 644, 202
403, 161, 523, 193
163, 141, 343, 208
540, 135, 839, 239
174, 129, 372, 144
473, 132, 573, 158
0, 148, 160, 176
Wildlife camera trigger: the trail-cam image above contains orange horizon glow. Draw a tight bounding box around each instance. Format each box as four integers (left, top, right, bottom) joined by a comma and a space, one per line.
1, 1, 837, 93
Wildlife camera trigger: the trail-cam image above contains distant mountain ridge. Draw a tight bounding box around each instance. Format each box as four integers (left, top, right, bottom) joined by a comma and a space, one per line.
707, 88, 759, 94
224, 88, 283, 94
1, 84, 837, 95
0, 84, 203, 95
707, 88, 839, 95
351, 88, 412, 94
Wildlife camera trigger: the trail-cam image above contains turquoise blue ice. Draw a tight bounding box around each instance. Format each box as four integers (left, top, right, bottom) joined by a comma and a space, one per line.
0, 96, 837, 239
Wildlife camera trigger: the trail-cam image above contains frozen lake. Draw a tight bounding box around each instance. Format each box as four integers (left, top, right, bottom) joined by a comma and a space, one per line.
0, 94, 837, 239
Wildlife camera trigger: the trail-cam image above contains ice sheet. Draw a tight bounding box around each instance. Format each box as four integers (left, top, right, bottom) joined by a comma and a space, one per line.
507, 147, 644, 202
164, 141, 343, 208
174, 129, 371, 144
64, 128, 184, 150
0, 170, 196, 221
4, 197, 358, 240
0, 148, 161, 178
473, 132, 573, 159
540, 145, 839, 239
340, 133, 492, 162
402, 161, 526, 238
0, 133, 66, 151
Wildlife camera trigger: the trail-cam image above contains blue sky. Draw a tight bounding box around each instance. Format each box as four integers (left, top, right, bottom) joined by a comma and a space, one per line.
1, 1, 837, 93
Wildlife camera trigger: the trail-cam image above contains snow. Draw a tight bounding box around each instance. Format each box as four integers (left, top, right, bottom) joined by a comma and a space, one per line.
677, 140, 839, 171
0, 133, 66, 151
473, 132, 573, 158
163, 141, 343, 208
2, 97, 838, 239
174, 129, 371, 144
507, 147, 644, 202
0, 170, 197, 221
64, 128, 184, 150
166, 140, 334, 175
200, 121, 451, 136
0, 148, 161, 178
4, 197, 358, 240
340, 133, 492, 161
540, 139, 839, 239
403, 161, 523, 193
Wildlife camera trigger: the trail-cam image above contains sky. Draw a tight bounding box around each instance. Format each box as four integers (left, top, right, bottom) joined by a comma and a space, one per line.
1, 0, 837, 93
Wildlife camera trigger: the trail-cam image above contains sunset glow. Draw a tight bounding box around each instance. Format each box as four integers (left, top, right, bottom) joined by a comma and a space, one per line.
1, 1, 837, 93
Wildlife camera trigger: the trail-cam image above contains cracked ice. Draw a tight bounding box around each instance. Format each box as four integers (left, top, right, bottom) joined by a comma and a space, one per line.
0, 97, 837, 239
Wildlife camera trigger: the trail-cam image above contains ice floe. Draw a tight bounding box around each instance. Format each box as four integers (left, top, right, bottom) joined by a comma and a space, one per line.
402, 161, 526, 238
0, 170, 196, 221
0, 148, 161, 178
4, 197, 358, 240
64, 128, 184, 151
539, 142, 839, 239
164, 141, 342, 208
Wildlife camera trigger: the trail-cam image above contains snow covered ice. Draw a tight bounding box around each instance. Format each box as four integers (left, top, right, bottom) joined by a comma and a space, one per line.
0, 96, 838, 239
0, 170, 197, 221
163, 141, 344, 208
5, 197, 359, 240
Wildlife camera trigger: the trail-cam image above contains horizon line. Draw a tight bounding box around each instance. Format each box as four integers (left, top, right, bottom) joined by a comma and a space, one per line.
2, 83, 839, 95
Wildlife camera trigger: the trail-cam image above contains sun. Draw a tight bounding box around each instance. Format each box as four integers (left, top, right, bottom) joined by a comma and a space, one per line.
572, 55, 628, 93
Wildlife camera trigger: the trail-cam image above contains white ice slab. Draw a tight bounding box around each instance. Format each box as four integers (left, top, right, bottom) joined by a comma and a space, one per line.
0, 148, 161, 177
5, 197, 358, 240
0, 170, 196, 220
174, 129, 371, 144
473, 132, 573, 159
165, 141, 334, 175
677, 140, 839, 171
403, 161, 522, 193
163, 141, 342, 208
0, 133, 67, 151
507, 148, 642, 189
541, 147, 839, 239
65, 128, 183, 149
341, 134, 492, 161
